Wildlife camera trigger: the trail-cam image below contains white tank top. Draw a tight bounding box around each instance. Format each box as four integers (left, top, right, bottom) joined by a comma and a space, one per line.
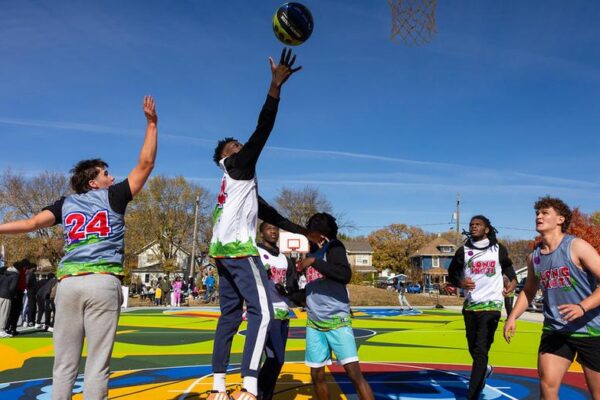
209, 159, 259, 258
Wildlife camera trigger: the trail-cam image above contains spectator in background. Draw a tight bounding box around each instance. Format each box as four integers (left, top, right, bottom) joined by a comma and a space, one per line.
204, 271, 216, 303
36, 273, 57, 331
0, 262, 19, 338
160, 276, 170, 307
6, 259, 29, 336
396, 281, 412, 311
25, 263, 38, 327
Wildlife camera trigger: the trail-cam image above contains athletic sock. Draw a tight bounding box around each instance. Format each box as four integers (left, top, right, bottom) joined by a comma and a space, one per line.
243, 376, 258, 396
213, 373, 226, 392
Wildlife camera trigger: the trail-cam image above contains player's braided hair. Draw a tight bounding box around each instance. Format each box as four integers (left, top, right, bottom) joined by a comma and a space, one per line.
213, 137, 237, 165
463, 215, 499, 246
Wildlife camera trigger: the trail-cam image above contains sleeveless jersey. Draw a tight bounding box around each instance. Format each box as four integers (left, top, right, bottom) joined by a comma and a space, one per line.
305, 240, 351, 330
533, 235, 600, 337
58, 189, 125, 279
209, 159, 259, 258
463, 241, 504, 311
258, 246, 291, 320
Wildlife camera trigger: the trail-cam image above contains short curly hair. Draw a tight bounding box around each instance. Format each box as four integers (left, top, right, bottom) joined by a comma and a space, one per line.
70, 159, 108, 194
213, 137, 237, 165
306, 213, 338, 239
534, 196, 572, 232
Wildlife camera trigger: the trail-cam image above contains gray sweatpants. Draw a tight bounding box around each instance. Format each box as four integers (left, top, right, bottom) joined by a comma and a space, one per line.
52, 274, 122, 400
0, 297, 10, 330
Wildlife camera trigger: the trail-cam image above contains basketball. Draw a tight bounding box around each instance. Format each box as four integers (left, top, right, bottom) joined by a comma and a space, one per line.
272, 2, 314, 46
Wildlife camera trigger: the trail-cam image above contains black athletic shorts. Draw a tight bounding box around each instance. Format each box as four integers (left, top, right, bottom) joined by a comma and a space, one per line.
539, 331, 600, 372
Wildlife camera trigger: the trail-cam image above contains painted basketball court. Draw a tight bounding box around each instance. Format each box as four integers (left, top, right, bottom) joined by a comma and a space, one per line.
0, 307, 589, 399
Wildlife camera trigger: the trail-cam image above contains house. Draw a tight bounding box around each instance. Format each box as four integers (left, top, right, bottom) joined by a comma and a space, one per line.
342, 239, 377, 279
130, 240, 207, 286
409, 237, 457, 284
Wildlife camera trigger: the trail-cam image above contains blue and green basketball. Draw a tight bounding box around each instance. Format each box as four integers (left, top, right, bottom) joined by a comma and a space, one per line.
272, 2, 314, 46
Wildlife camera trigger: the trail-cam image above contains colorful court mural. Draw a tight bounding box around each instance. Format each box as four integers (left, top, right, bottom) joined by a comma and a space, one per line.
0, 307, 589, 399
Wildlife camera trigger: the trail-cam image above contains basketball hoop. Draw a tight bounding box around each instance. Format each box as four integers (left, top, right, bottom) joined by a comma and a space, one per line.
387, 0, 437, 46
287, 238, 301, 260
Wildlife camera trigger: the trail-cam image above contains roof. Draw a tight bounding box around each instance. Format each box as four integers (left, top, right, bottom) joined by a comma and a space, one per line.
410, 237, 456, 258
134, 239, 192, 256
342, 240, 373, 253
422, 267, 448, 276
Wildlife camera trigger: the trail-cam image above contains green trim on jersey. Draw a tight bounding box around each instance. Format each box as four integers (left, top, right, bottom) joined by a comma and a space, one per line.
274, 308, 290, 320
463, 300, 503, 312
307, 315, 352, 331
64, 235, 105, 253
58, 261, 123, 279
543, 323, 600, 338
212, 205, 223, 225
209, 238, 259, 258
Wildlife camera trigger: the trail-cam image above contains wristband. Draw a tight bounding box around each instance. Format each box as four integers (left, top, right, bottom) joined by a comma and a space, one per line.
577, 303, 586, 314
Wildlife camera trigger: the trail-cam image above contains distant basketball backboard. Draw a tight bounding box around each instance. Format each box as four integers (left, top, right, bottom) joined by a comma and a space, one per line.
279, 231, 309, 254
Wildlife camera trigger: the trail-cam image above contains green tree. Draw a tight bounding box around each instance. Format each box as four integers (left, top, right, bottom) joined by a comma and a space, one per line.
368, 224, 431, 273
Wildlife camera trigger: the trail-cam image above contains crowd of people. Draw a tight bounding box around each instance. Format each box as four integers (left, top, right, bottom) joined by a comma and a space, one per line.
130, 270, 218, 306
0, 259, 58, 338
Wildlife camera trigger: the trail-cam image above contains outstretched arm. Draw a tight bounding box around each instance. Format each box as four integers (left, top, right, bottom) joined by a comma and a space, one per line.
0, 210, 56, 234
258, 195, 307, 235
226, 48, 302, 175
128, 96, 158, 197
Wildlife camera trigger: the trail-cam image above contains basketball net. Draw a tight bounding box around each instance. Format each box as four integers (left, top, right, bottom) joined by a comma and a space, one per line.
388, 0, 437, 46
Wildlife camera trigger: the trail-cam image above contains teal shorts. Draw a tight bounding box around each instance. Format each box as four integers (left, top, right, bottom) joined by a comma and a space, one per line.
305, 326, 359, 367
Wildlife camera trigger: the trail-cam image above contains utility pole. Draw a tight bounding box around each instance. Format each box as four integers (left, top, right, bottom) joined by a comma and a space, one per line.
189, 195, 200, 281
456, 193, 461, 244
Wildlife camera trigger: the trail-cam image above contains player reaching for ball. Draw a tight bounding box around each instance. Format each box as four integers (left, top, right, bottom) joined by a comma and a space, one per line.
298, 213, 374, 400
208, 48, 305, 400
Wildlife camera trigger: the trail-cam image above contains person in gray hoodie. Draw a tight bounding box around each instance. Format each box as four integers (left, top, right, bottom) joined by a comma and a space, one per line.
0, 261, 20, 338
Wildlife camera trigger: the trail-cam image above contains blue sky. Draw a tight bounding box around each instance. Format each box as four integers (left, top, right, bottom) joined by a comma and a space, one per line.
1, 0, 600, 239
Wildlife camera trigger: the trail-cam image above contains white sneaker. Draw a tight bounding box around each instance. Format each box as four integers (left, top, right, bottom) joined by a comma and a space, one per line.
0, 331, 12, 338
36, 324, 44, 329
47, 327, 54, 333
485, 365, 493, 379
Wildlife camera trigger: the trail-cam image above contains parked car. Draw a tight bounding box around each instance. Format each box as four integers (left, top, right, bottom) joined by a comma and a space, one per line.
440, 283, 457, 296
527, 294, 544, 313
407, 283, 422, 293
514, 278, 527, 295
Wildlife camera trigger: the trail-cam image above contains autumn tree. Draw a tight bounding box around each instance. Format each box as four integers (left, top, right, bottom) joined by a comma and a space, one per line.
125, 175, 212, 278
567, 208, 600, 254
591, 211, 600, 227
500, 239, 534, 270
0, 170, 70, 266
368, 224, 431, 273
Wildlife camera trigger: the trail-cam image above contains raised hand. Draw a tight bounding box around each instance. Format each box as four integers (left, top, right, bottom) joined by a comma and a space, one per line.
143, 95, 157, 124
269, 47, 302, 87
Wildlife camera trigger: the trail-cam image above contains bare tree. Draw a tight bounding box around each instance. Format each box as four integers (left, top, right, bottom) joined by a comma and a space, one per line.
125, 175, 212, 277
273, 186, 353, 233
0, 170, 70, 266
